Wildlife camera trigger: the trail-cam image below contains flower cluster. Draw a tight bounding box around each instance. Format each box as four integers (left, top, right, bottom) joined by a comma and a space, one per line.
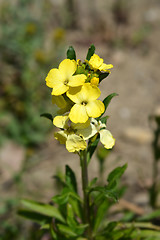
45, 48, 115, 152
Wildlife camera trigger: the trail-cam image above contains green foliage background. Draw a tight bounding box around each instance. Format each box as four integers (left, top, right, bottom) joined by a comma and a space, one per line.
0, 0, 66, 146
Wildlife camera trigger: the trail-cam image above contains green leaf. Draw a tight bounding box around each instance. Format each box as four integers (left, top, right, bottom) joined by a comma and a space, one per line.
21, 199, 65, 223
107, 164, 127, 189
137, 209, 160, 222
124, 222, 160, 231
93, 199, 109, 232
52, 192, 69, 205
17, 209, 51, 225
57, 224, 77, 237
67, 46, 76, 60
131, 229, 160, 239
65, 165, 77, 192
100, 115, 109, 124
87, 135, 100, 164
98, 93, 118, 120
66, 203, 77, 228
90, 186, 118, 202
88, 177, 98, 188
99, 72, 110, 83
86, 44, 95, 60
40, 113, 53, 122
103, 93, 118, 111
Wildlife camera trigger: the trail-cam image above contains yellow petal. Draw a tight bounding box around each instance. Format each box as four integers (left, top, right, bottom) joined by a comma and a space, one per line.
81, 83, 101, 101
54, 131, 67, 144
52, 95, 67, 108
72, 119, 90, 130
69, 104, 88, 123
59, 59, 77, 78
86, 100, 105, 118
76, 122, 97, 140
53, 115, 69, 128
66, 86, 83, 104
45, 69, 63, 88
68, 74, 86, 87
67, 83, 101, 103
100, 129, 115, 149
51, 83, 69, 96
89, 54, 103, 70
66, 134, 87, 152
99, 63, 113, 71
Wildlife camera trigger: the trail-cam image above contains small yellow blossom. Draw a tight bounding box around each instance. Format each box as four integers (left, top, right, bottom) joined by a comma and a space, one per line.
90, 118, 115, 149
87, 54, 113, 72
53, 115, 90, 152
45, 59, 86, 96
54, 131, 87, 153
67, 83, 105, 123
90, 77, 99, 86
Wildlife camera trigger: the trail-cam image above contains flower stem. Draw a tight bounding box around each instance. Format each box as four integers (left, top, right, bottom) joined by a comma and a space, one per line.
80, 150, 92, 240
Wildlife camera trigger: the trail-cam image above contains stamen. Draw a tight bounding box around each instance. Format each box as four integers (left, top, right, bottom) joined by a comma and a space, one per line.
64, 79, 69, 85
81, 101, 87, 106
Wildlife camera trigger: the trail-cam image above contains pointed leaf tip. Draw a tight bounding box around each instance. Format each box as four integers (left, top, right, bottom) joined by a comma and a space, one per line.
67, 46, 76, 60
86, 44, 95, 60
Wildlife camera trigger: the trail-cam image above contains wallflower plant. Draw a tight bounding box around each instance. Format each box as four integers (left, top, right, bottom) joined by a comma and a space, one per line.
19, 45, 160, 240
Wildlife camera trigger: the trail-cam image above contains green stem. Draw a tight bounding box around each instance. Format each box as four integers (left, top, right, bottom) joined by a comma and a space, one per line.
80, 150, 92, 240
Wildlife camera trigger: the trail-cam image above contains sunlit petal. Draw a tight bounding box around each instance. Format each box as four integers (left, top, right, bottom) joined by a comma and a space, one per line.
68, 74, 86, 87
69, 104, 88, 123
66, 134, 87, 152
100, 129, 115, 149
86, 100, 105, 118
45, 69, 64, 88
53, 115, 69, 128
59, 59, 77, 77
51, 83, 69, 96
54, 131, 67, 144
67, 86, 83, 104
99, 63, 113, 71
76, 122, 97, 140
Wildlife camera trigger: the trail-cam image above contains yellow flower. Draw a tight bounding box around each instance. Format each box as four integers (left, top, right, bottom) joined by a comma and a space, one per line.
53, 115, 88, 152
45, 59, 86, 96
90, 118, 115, 149
67, 83, 105, 123
87, 54, 113, 72
54, 131, 87, 153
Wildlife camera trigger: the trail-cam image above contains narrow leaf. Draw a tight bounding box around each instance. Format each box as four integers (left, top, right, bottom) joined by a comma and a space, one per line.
18, 209, 51, 224
65, 165, 77, 192
100, 115, 109, 124
97, 93, 118, 120
103, 93, 118, 111
87, 135, 100, 164
40, 113, 53, 122
131, 229, 160, 238
67, 46, 76, 60
21, 199, 65, 223
107, 164, 127, 186
86, 44, 95, 60
137, 209, 160, 222
93, 199, 109, 232
57, 224, 77, 237
99, 72, 109, 83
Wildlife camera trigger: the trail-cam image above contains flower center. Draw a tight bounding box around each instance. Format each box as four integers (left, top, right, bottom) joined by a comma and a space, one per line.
64, 79, 69, 85
81, 101, 87, 106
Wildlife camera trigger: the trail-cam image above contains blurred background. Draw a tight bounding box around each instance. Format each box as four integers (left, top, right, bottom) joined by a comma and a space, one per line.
0, 0, 160, 239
